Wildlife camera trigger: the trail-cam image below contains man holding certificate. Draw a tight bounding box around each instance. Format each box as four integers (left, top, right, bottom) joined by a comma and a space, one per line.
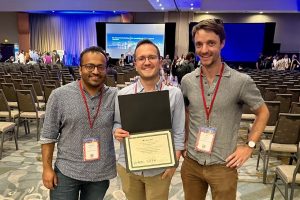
113, 39, 185, 200
180, 19, 269, 200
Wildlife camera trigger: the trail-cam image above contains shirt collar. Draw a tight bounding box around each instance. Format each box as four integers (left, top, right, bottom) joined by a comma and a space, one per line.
135, 76, 164, 93
195, 62, 231, 78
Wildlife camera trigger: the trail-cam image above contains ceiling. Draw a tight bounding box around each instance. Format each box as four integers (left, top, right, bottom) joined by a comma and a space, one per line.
0, 0, 299, 13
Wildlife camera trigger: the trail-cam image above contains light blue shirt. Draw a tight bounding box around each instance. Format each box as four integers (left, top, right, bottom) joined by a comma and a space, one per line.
113, 77, 185, 177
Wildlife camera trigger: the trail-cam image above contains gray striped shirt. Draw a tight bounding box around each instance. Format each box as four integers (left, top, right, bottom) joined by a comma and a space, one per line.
40, 81, 117, 181
181, 64, 264, 165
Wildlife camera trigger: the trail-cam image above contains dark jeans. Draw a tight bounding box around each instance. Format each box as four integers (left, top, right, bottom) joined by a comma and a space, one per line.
50, 167, 109, 200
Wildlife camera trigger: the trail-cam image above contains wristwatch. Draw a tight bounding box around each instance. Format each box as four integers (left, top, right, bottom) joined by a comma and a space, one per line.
246, 141, 256, 148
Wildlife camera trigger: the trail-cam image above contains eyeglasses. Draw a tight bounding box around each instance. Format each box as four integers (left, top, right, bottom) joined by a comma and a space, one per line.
135, 55, 159, 63
81, 64, 106, 72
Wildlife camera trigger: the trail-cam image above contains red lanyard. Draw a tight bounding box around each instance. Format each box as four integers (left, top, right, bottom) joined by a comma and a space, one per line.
79, 80, 103, 129
200, 63, 224, 126
134, 81, 163, 94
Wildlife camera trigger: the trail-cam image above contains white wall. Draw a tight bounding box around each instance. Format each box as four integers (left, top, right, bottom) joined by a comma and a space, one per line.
0, 12, 18, 44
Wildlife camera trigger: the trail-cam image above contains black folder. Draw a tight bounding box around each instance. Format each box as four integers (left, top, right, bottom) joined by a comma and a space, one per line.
118, 90, 172, 133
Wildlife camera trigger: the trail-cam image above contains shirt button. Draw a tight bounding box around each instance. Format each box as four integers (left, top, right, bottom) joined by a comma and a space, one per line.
207, 94, 210, 96
92, 107, 95, 110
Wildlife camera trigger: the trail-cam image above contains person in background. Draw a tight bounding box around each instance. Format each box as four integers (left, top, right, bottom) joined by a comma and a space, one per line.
291, 54, 300, 71
118, 54, 125, 67
41, 46, 117, 200
180, 18, 269, 200
43, 52, 52, 64
113, 39, 185, 200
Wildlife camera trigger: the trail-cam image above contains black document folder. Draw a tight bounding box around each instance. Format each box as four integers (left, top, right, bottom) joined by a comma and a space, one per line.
118, 90, 172, 134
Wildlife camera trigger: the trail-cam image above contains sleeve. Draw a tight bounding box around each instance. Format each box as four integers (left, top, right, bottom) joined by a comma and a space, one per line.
113, 92, 122, 133
239, 75, 265, 111
180, 76, 190, 107
171, 89, 185, 151
40, 89, 62, 144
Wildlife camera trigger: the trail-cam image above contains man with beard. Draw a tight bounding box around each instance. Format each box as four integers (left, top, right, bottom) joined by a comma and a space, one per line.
41, 46, 117, 200
180, 19, 269, 200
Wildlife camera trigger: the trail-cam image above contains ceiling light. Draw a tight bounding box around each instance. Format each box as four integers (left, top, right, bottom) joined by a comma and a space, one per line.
113, 10, 116, 13
259, 11, 263, 14
156, 0, 159, 2
190, 3, 194, 6
161, 7, 164, 10
52, 10, 55, 13
159, 3, 162, 7
190, 7, 194, 10
205, 11, 209, 13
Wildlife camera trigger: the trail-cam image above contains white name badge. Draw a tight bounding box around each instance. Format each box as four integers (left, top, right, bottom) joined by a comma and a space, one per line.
195, 127, 217, 154
83, 138, 100, 161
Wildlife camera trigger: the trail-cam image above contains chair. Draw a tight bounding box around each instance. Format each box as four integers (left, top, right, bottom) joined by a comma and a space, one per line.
241, 104, 255, 121
287, 89, 300, 103
290, 102, 300, 114
43, 84, 56, 104
270, 149, 300, 200
20, 84, 45, 110
248, 101, 281, 135
16, 90, 45, 141
27, 79, 44, 101
0, 89, 19, 122
1, 83, 18, 108
106, 75, 116, 87
0, 121, 18, 159
264, 88, 279, 101
256, 113, 300, 184
12, 79, 23, 90
275, 94, 292, 113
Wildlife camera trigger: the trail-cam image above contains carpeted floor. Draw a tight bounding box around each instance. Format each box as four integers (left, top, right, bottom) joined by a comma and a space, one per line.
0, 122, 299, 200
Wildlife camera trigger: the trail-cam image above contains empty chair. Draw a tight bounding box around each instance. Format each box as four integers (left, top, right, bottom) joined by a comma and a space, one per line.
20, 84, 45, 110
248, 101, 281, 135
106, 75, 116, 87
43, 84, 56, 104
290, 102, 300, 114
287, 88, 300, 103
1, 83, 18, 108
0, 89, 19, 122
270, 149, 300, 200
241, 104, 255, 121
256, 113, 300, 184
0, 121, 18, 159
27, 79, 44, 102
275, 94, 292, 113
264, 88, 279, 101
12, 79, 23, 90
16, 90, 45, 140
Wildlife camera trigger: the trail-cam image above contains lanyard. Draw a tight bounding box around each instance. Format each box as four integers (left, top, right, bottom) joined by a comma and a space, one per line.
134, 80, 164, 94
200, 63, 224, 126
79, 80, 103, 129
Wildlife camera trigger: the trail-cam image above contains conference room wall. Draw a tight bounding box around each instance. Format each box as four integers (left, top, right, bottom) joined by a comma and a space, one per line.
134, 12, 300, 56
0, 12, 18, 44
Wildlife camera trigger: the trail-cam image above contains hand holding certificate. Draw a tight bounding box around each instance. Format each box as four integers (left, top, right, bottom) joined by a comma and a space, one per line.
118, 91, 177, 172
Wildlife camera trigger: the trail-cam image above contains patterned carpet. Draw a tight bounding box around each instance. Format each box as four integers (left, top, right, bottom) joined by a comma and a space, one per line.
0, 123, 299, 200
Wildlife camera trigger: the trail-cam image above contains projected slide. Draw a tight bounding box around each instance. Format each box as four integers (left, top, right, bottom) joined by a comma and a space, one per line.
106, 24, 165, 58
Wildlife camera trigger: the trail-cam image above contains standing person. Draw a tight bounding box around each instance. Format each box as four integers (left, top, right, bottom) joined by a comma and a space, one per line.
113, 39, 185, 200
180, 19, 269, 200
41, 46, 117, 200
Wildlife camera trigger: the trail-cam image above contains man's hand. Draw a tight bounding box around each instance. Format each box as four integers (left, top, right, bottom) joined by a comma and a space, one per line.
161, 167, 176, 179
226, 145, 254, 168
114, 128, 129, 142
42, 167, 57, 190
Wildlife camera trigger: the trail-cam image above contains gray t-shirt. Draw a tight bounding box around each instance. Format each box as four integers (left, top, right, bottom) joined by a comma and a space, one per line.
40, 81, 117, 181
181, 64, 264, 165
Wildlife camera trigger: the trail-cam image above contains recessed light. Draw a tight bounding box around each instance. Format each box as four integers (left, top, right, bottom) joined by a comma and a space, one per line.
259, 11, 263, 14
190, 7, 194, 10
159, 3, 162, 7
113, 10, 116, 13
52, 11, 55, 13
205, 11, 209, 14
156, 0, 159, 2
161, 7, 164, 10
190, 3, 194, 6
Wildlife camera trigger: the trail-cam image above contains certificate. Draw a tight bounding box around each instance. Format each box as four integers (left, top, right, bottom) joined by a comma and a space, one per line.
124, 130, 176, 172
